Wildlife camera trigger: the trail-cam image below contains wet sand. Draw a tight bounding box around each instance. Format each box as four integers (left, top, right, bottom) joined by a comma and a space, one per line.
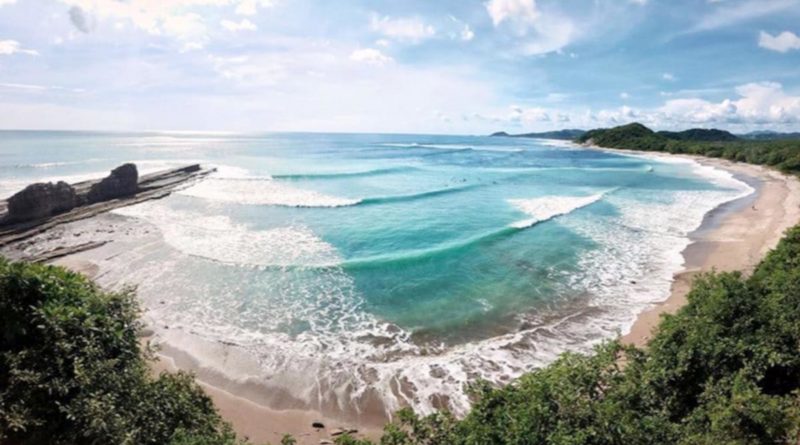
148, 347, 382, 445
616, 155, 800, 347
36, 153, 800, 443
42, 219, 385, 444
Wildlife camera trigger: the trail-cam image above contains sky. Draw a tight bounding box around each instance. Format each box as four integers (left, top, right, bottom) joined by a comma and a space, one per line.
0, 0, 799, 134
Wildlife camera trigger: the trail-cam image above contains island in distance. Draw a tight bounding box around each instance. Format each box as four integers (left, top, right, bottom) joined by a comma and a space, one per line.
489, 129, 587, 140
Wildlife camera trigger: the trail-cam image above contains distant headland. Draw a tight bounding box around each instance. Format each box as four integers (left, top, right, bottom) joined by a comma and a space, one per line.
490, 125, 800, 142
489, 129, 587, 140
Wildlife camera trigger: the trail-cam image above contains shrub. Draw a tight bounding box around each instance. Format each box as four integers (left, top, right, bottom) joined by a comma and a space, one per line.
0, 259, 243, 445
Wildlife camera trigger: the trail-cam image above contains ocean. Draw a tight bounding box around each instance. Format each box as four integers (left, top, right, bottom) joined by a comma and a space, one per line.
0, 130, 753, 418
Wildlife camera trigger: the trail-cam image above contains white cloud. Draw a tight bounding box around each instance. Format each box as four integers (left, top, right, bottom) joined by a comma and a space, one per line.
0, 82, 85, 93
221, 18, 257, 32
59, 0, 209, 41
640, 82, 800, 128
487, 81, 800, 132
521, 19, 575, 55
58, 0, 275, 43
758, 30, 800, 53
485, 0, 576, 55
690, 0, 799, 33
0, 0, 17, 5
447, 15, 475, 42
486, 0, 539, 26
162, 12, 205, 41
0, 40, 39, 56
235, 0, 275, 16
369, 14, 436, 43
181, 41, 205, 52
620, 92, 630, 100
662, 72, 676, 81
461, 24, 475, 41
0, 82, 47, 91
509, 106, 551, 123
545, 92, 568, 102
630, 0, 647, 4
208, 53, 287, 83
661, 81, 800, 125
349, 48, 393, 66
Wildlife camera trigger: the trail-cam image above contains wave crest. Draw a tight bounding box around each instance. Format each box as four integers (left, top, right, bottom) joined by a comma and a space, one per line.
179, 176, 360, 208
508, 192, 608, 229
272, 166, 416, 180
113, 202, 340, 267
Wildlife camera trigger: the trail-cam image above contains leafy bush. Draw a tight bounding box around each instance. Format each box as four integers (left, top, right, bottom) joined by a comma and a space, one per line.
0, 259, 244, 445
578, 122, 800, 175
5, 128, 800, 444
362, 227, 800, 444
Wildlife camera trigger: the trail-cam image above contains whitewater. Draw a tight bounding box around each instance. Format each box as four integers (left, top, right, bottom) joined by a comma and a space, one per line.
0, 131, 753, 420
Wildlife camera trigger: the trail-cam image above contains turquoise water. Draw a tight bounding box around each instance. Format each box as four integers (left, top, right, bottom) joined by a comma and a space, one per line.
0, 131, 752, 416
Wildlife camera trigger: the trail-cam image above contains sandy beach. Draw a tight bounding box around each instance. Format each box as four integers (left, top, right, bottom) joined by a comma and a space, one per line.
52, 228, 386, 444
146, 348, 383, 445
613, 153, 800, 347
31, 152, 800, 444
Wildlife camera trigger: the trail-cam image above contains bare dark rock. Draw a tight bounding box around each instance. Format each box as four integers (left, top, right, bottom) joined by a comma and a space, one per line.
1, 163, 215, 249
182, 164, 201, 173
312, 421, 325, 429
6, 181, 77, 223
86, 163, 139, 204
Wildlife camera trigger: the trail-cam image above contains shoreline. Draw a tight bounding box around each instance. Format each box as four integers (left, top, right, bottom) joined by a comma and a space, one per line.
582, 147, 800, 347
33, 149, 800, 443
147, 340, 384, 445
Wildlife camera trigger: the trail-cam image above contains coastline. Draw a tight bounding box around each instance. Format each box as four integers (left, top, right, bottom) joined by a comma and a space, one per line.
33, 148, 800, 443
583, 148, 800, 347
48, 221, 386, 444
147, 342, 384, 445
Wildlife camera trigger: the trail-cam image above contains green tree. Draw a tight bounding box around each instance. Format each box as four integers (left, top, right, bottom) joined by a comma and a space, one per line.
0, 259, 245, 444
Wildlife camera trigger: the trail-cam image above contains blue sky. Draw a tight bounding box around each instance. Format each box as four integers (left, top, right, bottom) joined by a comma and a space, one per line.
0, 0, 799, 134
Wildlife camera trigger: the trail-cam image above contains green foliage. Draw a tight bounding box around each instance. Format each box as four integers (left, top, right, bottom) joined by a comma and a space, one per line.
5, 130, 800, 444
0, 259, 243, 445
279, 434, 296, 445
354, 159, 800, 444
579, 122, 670, 151
577, 122, 800, 175
657, 128, 739, 142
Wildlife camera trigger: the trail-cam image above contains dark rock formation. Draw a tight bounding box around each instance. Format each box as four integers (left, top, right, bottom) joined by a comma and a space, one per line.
6, 181, 77, 223
86, 163, 139, 204
181, 164, 201, 173
1, 163, 215, 249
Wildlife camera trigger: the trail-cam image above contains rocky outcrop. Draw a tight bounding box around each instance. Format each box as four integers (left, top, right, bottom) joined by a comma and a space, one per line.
85, 163, 139, 204
3, 164, 142, 224
6, 181, 77, 223
0, 164, 215, 249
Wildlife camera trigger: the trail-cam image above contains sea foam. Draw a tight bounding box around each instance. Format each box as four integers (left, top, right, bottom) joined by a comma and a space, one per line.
177, 168, 361, 208
113, 202, 340, 267
508, 192, 607, 228
49, 140, 757, 422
